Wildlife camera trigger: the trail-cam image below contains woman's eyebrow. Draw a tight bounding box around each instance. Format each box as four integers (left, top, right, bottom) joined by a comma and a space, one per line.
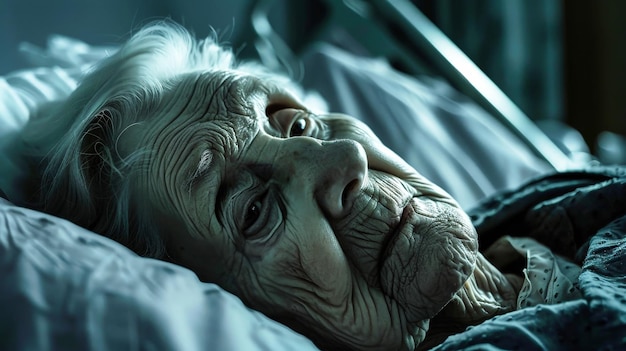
186, 149, 214, 193
185, 151, 231, 229
214, 163, 242, 228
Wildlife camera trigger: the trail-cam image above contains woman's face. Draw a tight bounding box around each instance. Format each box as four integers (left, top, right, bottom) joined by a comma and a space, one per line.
137, 71, 478, 350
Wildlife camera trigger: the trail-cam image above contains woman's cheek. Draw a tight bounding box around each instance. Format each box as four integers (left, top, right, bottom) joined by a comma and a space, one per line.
251, 219, 352, 309
296, 219, 352, 291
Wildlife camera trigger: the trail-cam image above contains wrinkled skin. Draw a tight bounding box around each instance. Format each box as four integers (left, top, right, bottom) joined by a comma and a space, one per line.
128, 71, 515, 350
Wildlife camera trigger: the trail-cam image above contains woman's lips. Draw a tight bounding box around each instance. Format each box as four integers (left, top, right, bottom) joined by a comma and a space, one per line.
380, 200, 412, 267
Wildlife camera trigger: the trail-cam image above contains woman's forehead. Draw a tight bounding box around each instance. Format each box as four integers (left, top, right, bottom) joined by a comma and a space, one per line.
144, 71, 304, 204
142, 72, 267, 153
140, 69, 305, 213
172, 71, 266, 123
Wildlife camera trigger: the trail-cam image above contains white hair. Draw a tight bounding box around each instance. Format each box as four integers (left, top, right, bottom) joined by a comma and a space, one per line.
18, 20, 304, 257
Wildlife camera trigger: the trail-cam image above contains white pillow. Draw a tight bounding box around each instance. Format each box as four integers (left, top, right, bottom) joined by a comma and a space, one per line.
0, 197, 319, 351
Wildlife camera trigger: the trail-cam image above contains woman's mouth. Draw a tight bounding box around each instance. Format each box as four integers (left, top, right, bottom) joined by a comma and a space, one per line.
379, 200, 413, 269
378, 197, 478, 324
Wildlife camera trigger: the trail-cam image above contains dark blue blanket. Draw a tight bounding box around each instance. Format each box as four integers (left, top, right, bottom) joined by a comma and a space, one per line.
434, 166, 626, 350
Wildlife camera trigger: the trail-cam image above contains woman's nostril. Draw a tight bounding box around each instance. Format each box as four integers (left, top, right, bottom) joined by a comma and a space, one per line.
342, 179, 361, 207
313, 139, 368, 218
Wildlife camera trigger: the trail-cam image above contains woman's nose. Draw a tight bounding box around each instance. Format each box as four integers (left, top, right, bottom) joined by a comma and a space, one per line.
284, 138, 368, 219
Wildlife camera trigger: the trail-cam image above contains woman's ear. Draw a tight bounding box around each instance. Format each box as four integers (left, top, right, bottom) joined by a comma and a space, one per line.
81, 107, 143, 185
82, 108, 114, 179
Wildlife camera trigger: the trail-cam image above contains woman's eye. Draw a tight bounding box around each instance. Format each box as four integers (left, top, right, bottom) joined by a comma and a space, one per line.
236, 186, 282, 242
289, 118, 307, 137
243, 199, 262, 232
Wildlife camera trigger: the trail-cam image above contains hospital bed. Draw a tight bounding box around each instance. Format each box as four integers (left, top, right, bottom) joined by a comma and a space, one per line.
2, 1, 624, 350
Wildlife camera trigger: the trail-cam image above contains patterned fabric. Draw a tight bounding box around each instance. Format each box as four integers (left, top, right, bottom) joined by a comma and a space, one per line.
485, 236, 582, 309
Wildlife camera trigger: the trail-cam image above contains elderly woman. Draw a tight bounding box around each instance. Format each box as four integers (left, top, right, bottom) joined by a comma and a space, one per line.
11, 22, 591, 350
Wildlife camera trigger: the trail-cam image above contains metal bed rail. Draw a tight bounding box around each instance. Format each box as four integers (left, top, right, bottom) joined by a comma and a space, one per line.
249, 0, 573, 171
